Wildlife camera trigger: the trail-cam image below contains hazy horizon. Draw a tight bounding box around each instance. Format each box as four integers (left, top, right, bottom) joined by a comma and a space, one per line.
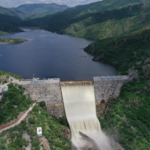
0, 0, 102, 8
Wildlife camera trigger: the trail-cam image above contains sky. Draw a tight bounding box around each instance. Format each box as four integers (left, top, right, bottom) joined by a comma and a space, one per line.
0, 0, 101, 8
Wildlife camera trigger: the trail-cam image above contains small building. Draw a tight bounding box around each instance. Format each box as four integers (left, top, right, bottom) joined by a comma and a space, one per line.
37, 127, 42, 137
2, 86, 8, 93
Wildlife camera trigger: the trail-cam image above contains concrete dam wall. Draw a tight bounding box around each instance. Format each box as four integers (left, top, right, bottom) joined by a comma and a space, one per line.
15, 76, 128, 118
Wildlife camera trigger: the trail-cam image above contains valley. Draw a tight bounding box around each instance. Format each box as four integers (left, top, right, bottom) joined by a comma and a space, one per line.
0, 0, 150, 149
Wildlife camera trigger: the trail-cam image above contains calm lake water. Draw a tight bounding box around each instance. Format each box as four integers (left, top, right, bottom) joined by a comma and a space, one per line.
0, 29, 116, 80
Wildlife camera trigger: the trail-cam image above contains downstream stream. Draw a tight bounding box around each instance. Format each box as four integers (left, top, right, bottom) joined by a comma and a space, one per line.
0, 29, 116, 80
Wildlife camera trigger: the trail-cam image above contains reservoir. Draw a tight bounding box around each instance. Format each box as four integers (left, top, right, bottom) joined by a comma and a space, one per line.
0, 29, 116, 80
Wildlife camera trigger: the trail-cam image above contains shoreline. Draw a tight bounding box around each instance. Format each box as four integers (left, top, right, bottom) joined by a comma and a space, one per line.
0, 42, 9, 45
19, 27, 40, 29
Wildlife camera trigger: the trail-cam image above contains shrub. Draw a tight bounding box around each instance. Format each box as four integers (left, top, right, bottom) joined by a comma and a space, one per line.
28, 117, 35, 124
40, 101, 46, 107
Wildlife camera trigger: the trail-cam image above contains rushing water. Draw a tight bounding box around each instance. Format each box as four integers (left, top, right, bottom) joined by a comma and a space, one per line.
0, 29, 116, 80
61, 81, 113, 150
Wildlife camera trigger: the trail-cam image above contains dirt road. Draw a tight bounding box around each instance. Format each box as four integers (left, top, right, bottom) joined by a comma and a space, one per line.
0, 103, 36, 133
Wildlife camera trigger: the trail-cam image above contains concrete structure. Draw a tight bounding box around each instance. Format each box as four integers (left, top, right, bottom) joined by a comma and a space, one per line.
14, 78, 65, 118
14, 76, 128, 118
94, 76, 128, 116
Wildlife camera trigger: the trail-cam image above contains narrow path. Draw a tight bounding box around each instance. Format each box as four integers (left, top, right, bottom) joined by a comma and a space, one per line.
0, 103, 36, 133
40, 137, 51, 150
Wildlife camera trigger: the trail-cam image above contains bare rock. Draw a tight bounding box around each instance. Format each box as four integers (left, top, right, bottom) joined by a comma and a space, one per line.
128, 69, 138, 81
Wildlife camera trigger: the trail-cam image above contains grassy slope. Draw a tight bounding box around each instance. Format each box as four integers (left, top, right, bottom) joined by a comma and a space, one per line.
85, 27, 150, 149
0, 105, 71, 150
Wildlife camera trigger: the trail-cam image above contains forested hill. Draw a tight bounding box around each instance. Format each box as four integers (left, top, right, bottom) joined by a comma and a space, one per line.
8, 3, 69, 19
0, 14, 23, 32
0, 6, 16, 16
85, 25, 150, 150
38, 0, 150, 40
25, 0, 150, 32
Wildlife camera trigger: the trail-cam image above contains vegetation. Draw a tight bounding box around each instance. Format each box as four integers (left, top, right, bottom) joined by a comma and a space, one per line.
0, 14, 23, 33
0, 37, 27, 44
0, 70, 23, 80
0, 6, 16, 16
0, 31, 8, 36
84, 22, 150, 149
0, 83, 33, 124
41, 0, 150, 41
40, 101, 46, 107
0, 105, 71, 150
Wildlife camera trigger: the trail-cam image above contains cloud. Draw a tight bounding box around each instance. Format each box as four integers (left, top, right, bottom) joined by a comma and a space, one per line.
0, 0, 101, 7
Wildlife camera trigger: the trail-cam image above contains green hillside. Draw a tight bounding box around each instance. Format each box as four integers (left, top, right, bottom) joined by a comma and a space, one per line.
0, 83, 33, 125
23, 0, 149, 27
0, 14, 23, 32
84, 25, 150, 149
63, 2, 150, 40
41, 0, 150, 40
9, 3, 69, 19
0, 6, 16, 16
0, 105, 71, 150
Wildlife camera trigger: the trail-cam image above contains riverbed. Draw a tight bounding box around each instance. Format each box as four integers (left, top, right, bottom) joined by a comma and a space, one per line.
0, 29, 116, 80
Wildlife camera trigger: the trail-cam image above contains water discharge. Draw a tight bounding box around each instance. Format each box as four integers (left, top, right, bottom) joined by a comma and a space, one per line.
61, 81, 113, 150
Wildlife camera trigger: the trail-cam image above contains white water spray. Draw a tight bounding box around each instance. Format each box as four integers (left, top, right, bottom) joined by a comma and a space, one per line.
61, 81, 113, 150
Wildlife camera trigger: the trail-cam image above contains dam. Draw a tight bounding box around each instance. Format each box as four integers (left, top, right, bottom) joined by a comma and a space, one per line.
14, 76, 128, 119
14, 76, 128, 149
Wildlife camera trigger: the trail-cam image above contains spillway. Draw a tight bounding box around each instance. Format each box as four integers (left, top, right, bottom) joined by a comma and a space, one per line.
61, 81, 108, 149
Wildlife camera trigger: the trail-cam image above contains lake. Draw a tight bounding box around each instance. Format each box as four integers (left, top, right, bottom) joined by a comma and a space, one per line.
0, 29, 116, 80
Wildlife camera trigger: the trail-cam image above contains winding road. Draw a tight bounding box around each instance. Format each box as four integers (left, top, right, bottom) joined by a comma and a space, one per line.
0, 103, 36, 133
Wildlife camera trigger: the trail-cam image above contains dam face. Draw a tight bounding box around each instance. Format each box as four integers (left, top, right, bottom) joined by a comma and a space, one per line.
14, 76, 128, 118
14, 79, 65, 118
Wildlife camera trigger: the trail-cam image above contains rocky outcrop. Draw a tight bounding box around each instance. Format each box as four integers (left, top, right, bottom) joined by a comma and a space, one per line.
128, 69, 138, 82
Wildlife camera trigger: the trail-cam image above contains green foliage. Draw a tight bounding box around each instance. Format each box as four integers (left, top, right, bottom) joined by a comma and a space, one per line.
0, 70, 23, 80
0, 31, 8, 36
100, 80, 150, 149
40, 101, 46, 107
29, 0, 150, 40
28, 117, 35, 124
0, 14, 23, 33
84, 15, 150, 149
0, 106, 71, 150
0, 37, 27, 44
0, 83, 33, 124
85, 27, 150, 76
58, 116, 69, 127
